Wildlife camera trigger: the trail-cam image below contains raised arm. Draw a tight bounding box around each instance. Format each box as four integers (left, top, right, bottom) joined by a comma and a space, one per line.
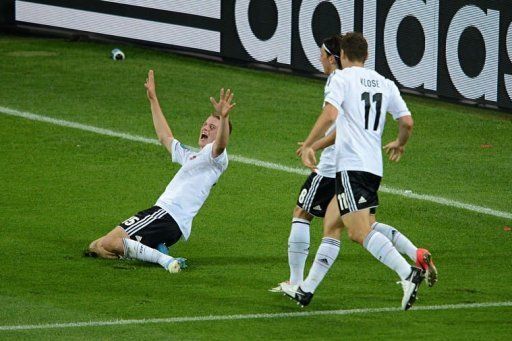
144, 70, 174, 154
210, 88, 235, 158
383, 115, 414, 162
299, 103, 339, 170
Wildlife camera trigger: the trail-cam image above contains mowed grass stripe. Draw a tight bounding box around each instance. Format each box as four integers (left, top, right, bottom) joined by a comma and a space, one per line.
1, 301, 511, 331
1, 105, 511, 220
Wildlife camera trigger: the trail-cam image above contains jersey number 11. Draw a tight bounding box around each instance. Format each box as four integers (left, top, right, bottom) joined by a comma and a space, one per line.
361, 92, 382, 131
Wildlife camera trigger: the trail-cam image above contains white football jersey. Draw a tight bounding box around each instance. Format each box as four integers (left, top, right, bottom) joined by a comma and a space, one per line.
156, 139, 228, 240
324, 67, 411, 177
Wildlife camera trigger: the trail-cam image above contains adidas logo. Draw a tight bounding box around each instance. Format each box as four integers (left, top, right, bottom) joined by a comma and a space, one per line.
358, 196, 367, 204
319, 258, 329, 265
313, 205, 322, 211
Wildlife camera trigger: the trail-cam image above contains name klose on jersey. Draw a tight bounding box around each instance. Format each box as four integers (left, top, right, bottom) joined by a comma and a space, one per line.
360, 78, 381, 88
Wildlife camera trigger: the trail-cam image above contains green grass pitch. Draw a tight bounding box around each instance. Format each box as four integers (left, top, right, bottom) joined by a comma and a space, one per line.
0, 34, 511, 339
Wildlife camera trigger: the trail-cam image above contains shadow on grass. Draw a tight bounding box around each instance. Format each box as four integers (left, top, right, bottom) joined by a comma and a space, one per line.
82, 252, 284, 269
188, 255, 285, 266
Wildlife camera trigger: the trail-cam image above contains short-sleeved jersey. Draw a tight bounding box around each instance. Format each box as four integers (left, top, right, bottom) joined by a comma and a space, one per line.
324, 67, 411, 177
155, 139, 228, 240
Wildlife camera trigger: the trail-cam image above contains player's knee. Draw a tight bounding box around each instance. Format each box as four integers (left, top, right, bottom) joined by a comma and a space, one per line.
293, 206, 312, 220
88, 240, 98, 252
293, 206, 303, 217
346, 228, 365, 244
99, 236, 123, 254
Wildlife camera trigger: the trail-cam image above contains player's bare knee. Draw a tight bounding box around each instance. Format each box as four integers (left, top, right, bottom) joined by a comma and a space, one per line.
99, 235, 124, 255
293, 206, 313, 220
346, 227, 365, 244
88, 240, 98, 252
97, 227, 129, 254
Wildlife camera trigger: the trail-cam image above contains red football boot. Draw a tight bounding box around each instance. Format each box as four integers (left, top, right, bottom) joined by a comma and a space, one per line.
416, 248, 438, 287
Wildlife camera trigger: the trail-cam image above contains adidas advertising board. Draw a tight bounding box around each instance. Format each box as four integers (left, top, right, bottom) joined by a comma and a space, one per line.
14, 0, 512, 110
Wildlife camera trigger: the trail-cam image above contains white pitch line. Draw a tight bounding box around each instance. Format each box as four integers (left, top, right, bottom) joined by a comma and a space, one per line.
1, 301, 511, 331
1, 106, 511, 220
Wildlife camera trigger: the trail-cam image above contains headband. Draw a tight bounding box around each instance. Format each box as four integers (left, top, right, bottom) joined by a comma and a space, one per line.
322, 43, 339, 59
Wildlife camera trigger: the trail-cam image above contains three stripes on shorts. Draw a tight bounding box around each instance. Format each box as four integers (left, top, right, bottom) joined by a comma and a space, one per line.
124, 208, 167, 236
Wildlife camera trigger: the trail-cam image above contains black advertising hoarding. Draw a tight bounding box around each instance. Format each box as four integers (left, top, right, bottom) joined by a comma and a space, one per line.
0, 0, 15, 26
222, 0, 349, 74
14, 0, 512, 110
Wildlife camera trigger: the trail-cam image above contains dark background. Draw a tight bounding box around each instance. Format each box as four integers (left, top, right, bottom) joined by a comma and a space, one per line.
4, 0, 512, 111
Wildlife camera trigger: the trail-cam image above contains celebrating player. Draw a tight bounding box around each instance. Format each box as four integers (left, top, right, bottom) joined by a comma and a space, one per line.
86, 70, 235, 273
271, 35, 436, 297
280, 32, 436, 310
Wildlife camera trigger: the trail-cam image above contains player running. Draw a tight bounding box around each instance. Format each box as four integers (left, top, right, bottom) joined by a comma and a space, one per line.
86, 70, 235, 273
280, 32, 436, 310
271, 35, 436, 295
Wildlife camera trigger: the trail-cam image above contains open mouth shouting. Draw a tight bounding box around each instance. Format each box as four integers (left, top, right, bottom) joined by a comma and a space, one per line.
198, 116, 219, 147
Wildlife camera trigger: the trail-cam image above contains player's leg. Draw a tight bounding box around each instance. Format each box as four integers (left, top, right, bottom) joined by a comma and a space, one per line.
301, 195, 343, 292
87, 227, 127, 259
337, 171, 411, 278
120, 237, 183, 273
344, 209, 412, 282
87, 209, 146, 259
287, 173, 319, 286
339, 171, 424, 310
122, 206, 186, 272
281, 196, 343, 306
287, 206, 313, 285
369, 214, 437, 287
369, 214, 417, 261
97, 226, 129, 256
97, 206, 186, 273
286, 172, 335, 286
342, 208, 411, 276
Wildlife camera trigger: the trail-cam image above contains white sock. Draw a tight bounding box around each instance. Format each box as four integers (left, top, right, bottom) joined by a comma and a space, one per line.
372, 222, 418, 261
123, 238, 174, 268
301, 237, 340, 293
288, 218, 310, 285
363, 230, 411, 280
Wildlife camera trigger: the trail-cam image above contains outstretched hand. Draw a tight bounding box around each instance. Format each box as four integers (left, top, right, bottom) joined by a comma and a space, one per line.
145, 70, 157, 101
383, 139, 404, 162
210, 88, 235, 117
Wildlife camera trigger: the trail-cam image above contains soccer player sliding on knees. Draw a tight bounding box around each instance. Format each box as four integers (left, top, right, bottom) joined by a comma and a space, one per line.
86, 70, 235, 273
